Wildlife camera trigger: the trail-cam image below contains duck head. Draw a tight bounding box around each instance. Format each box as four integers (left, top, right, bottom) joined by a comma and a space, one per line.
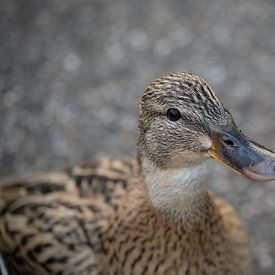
138, 72, 275, 182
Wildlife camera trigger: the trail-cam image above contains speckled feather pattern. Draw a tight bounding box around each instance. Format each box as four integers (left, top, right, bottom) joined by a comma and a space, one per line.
0, 73, 251, 274
137, 73, 232, 169
0, 157, 249, 275
140, 72, 228, 127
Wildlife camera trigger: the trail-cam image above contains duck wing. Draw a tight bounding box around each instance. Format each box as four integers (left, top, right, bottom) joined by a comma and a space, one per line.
0, 157, 138, 275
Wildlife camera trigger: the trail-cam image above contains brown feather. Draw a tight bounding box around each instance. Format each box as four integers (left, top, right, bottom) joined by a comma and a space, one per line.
0, 73, 251, 274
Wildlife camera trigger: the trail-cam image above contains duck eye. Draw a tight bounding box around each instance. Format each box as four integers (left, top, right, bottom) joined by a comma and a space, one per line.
167, 108, 181, 121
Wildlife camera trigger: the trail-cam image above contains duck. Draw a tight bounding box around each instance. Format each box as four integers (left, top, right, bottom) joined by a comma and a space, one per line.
1, 72, 275, 275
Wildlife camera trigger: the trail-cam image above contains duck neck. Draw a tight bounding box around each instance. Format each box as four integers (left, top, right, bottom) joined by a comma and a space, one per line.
141, 157, 212, 227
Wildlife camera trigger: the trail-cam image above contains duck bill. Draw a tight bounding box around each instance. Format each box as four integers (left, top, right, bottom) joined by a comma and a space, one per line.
209, 125, 275, 182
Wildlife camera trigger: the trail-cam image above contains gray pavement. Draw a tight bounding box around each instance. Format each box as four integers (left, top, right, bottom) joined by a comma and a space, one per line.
0, 0, 275, 274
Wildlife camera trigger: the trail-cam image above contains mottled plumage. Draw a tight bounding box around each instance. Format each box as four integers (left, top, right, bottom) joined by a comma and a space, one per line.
1, 72, 275, 275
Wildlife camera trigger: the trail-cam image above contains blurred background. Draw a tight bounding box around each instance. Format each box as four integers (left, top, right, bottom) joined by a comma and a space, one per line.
0, 0, 275, 274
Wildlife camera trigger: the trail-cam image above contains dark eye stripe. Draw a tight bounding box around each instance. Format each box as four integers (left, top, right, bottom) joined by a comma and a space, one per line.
167, 108, 181, 121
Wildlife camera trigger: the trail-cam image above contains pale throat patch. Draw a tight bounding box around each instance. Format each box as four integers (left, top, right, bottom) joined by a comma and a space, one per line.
142, 158, 210, 213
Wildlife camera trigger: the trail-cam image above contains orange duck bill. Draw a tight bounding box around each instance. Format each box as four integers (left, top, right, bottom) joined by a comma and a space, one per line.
208, 123, 275, 182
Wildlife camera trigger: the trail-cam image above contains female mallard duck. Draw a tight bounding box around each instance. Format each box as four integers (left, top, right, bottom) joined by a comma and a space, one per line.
1, 72, 275, 275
